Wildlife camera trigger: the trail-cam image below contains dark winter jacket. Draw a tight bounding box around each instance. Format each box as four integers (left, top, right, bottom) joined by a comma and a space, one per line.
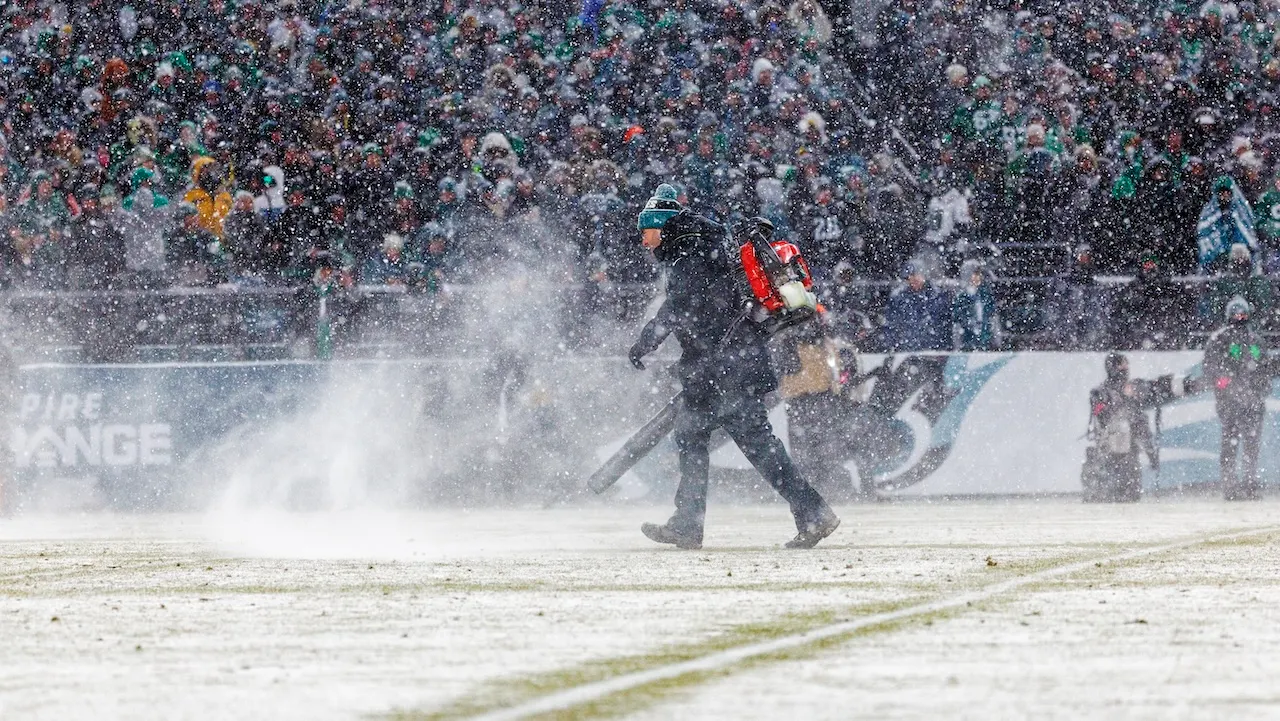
1206, 265, 1272, 322
1135, 176, 1188, 271
68, 211, 127, 289
882, 282, 951, 351
632, 210, 775, 398
1111, 264, 1192, 349
803, 199, 857, 273
1204, 321, 1274, 413
222, 209, 271, 277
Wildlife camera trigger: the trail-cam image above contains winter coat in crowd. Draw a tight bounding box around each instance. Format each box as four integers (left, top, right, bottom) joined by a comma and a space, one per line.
1253, 179, 1280, 248
165, 211, 226, 286
222, 203, 273, 278
1110, 254, 1193, 350
802, 190, 858, 273
1205, 244, 1271, 323
119, 171, 171, 274
253, 165, 287, 223
68, 204, 128, 289
1197, 176, 1258, 273
183, 156, 233, 239
1045, 245, 1107, 350
881, 271, 951, 352
951, 261, 998, 350
1135, 158, 1192, 273
360, 235, 413, 286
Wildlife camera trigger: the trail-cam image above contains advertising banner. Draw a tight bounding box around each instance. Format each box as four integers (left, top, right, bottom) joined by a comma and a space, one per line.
6, 352, 1270, 510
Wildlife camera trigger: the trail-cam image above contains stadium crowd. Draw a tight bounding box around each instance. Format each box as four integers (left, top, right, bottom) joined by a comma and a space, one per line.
3, 0, 1280, 352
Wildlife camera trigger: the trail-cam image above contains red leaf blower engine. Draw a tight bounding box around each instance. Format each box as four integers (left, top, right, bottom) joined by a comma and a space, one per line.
738, 217, 819, 333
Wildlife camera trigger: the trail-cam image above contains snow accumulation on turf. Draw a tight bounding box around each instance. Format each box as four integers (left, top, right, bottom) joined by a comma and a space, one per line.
0, 499, 1277, 721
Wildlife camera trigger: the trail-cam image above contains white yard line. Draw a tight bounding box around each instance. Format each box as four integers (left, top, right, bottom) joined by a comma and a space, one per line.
468, 524, 1280, 721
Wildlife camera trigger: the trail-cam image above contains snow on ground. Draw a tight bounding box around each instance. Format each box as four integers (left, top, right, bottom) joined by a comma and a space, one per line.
0, 499, 1278, 720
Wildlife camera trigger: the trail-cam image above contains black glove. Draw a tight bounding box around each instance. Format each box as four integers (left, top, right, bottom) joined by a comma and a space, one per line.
628, 343, 647, 370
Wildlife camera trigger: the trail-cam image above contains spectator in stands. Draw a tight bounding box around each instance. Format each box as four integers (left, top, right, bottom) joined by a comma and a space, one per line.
864, 181, 920, 279
801, 176, 858, 275
923, 151, 974, 276
1053, 145, 1102, 250
117, 166, 170, 288
346, 144, 394, 261
951, 259, 998, 351
1137, 156, 1193, 273
11, 170, 71, 288
413, 222, 452, 293
254, 166, 287, 225
67, 183, 127, 290
361, 233, 412, 287
165, 202, 225, 287
276, 188, 325, 270
1198, 176, 1259, 274
1112, 251, 1193, 350
183, 157, 233, 240
1007, 123, 1059, 247
1045, 243, 1107, 351
1205, 243, 1271, 325
223, 191, 270, 283
881, 261, 950, 352
1254, 172, 1280, 271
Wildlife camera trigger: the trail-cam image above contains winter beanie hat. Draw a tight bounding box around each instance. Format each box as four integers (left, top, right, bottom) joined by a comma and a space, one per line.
637, 183, 682, 231
130, 166, 155, 189
1110, 174, 1136, 199
1226, 294, 1252, 320
751, 58, 775, 83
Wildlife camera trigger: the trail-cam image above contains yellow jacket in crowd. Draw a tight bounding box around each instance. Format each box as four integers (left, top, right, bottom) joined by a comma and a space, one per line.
183, 156, 233, 238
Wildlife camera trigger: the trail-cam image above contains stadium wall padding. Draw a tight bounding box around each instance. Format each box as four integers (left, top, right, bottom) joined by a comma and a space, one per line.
4, 352, 1265, 510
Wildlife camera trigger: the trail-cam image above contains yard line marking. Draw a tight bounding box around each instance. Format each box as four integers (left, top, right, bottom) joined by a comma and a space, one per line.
467, 525, 1280, 721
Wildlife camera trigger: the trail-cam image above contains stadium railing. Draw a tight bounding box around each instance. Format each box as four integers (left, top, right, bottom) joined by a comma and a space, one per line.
0, 275, 1265, 363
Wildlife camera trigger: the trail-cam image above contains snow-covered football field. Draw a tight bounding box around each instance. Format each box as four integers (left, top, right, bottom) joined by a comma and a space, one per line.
2, 498, 1280, 720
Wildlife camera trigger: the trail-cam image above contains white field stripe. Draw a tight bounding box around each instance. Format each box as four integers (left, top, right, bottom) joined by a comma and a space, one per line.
467, 525, 1280, 721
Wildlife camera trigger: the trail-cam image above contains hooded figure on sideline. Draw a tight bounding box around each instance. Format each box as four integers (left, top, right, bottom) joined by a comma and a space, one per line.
1203, 296, 1274, 500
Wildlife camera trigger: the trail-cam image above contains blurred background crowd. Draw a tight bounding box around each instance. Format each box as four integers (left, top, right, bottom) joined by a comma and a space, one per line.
4, 0, 1280, 356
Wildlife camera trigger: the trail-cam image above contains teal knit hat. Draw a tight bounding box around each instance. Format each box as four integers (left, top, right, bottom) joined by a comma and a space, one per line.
637, 183, 682, 230
130, 166, 155, 188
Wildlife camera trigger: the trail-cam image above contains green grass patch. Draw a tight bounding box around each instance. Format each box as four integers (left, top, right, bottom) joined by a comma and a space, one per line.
380, 597, 932, 721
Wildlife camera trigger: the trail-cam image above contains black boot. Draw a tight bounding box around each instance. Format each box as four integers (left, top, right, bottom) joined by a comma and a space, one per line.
641, 522, 703, 550
784, 507, 841, 549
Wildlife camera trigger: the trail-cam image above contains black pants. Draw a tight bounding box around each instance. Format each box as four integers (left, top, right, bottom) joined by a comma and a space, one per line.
1220, 405, 1264, 497
786, 394, 860, 500
669, 389, 829, 539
